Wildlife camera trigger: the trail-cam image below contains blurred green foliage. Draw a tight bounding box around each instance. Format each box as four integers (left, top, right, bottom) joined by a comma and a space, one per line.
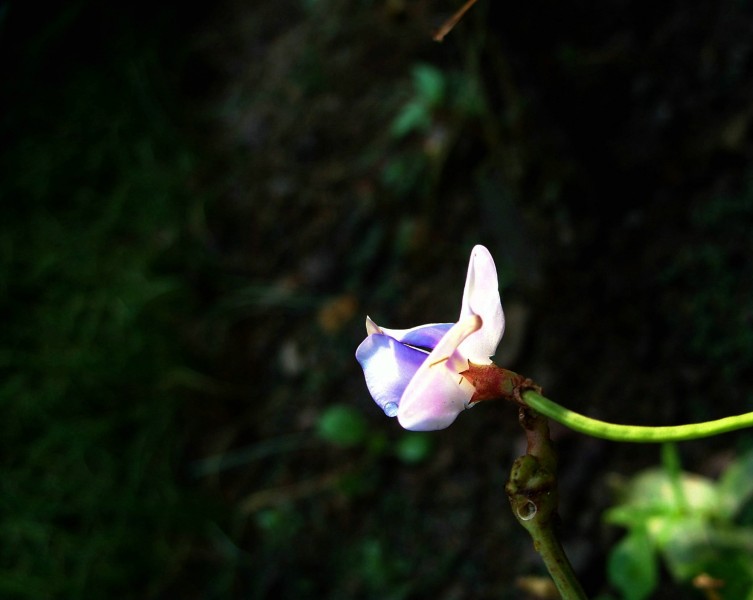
605, 445, 753, 599
316, 404, 434, 464
3, 0, 753, 598
382, 62, 485, 200
0, 4, 211, 597
317, 404, 369, 447
390, 63, 483, 139
394, 431, 434, 465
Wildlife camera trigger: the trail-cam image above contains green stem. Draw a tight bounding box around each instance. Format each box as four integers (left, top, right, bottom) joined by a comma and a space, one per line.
523, 390, 753, 443
506, 409, 587, 600
661, 443, 688, 513
516, 506, 586, 600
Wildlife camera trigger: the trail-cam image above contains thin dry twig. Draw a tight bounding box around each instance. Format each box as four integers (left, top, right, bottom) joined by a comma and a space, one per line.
433, 0, 479, 42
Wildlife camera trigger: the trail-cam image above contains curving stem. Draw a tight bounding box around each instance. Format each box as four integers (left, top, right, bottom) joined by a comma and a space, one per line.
522, 389, 753, 442
464, 362, 753, 442
505, 408, 587, 600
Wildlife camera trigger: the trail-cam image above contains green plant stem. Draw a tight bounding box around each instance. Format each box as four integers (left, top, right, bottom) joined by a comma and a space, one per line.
506, 408, 587, 600
661, 443, 689, 513
520, 508, 586, 600
523, 390, 753, 443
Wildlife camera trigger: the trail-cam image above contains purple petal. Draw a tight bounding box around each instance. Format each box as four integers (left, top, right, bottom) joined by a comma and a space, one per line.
397, 315, 481, 431
355, 333, 428, 416
377, 322, 453, 350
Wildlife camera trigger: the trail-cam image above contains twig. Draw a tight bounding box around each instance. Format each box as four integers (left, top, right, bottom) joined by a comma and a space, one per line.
506, 408, 587, 599
433, 0, 479, 42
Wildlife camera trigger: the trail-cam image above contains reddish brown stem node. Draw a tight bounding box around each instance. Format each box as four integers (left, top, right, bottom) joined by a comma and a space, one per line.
462, 362, 541, 405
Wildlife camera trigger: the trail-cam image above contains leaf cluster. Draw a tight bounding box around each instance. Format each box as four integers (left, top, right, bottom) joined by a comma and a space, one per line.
604, 447, 753, 600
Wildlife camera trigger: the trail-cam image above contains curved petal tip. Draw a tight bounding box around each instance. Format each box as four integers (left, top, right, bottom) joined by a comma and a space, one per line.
365, 316, 382, 336
459, 245, 504, 361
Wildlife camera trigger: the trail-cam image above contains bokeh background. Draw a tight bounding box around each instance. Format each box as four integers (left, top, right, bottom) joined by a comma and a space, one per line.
2, 0, 753, 598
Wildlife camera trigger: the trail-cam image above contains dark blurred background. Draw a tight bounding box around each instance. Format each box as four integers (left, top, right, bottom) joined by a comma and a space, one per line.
2, 0, 753, 598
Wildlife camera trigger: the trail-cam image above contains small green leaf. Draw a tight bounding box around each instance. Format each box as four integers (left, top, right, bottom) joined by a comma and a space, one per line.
607, 528, 658, 600
717, 449, 753, 519
390, 101, 431, 138
605, 468, 719, 522
317, 405, 368, 447
394, 432, 433, 464
412, 64, 445, 107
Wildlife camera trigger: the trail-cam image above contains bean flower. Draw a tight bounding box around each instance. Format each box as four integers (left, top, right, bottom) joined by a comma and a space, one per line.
355, 245, 505, 431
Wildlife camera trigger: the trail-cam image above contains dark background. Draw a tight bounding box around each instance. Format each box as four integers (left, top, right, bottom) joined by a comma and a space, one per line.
2, 0, 753, 598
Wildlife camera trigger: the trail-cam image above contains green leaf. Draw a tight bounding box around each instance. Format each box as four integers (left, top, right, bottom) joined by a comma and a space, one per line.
653, 515, 710, 580
390, 101, 432, 139
661, 522, 753, 596
605, 468, 719, 526
411, 64, 445, 107
394, 432, 433, 464
607, 528, 658, 600
717, 449, 753, 519
316, 405, 368, 448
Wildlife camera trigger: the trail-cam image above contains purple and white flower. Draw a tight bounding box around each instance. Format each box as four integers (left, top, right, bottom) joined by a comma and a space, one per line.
355, 245, 504, 431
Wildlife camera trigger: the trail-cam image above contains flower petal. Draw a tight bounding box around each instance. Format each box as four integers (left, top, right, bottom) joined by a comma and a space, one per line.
397, 315, 481, 431
364, 316, 383, 336
355, 333, 428, 416
458, 245, 504, 362
378, 322, 454, 350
